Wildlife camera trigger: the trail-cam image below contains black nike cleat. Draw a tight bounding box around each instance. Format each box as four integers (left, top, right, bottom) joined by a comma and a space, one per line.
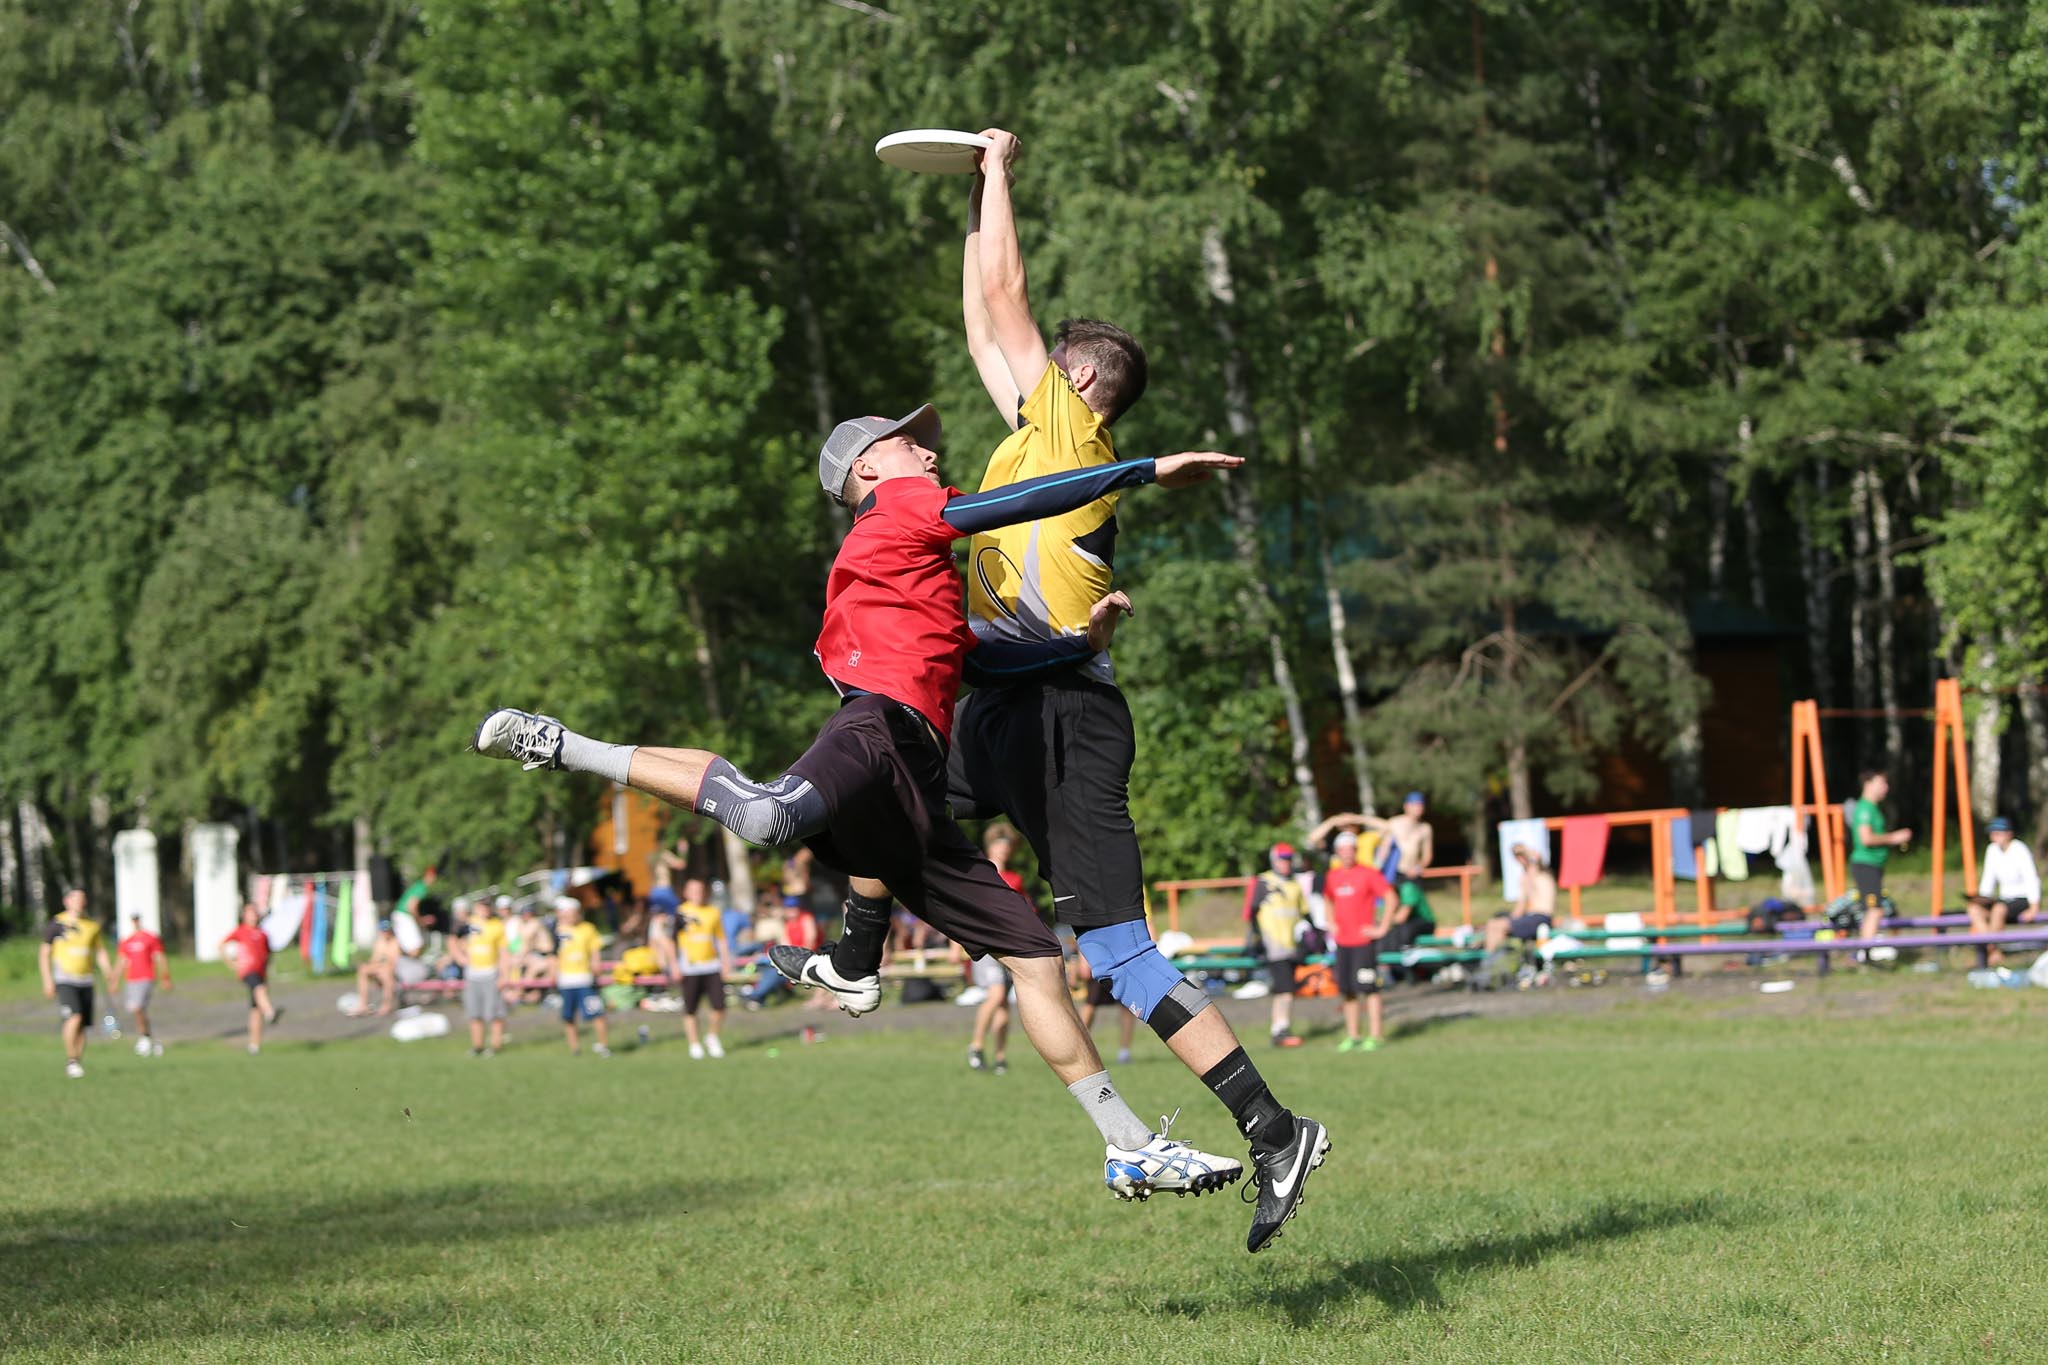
768, 942, 882, 1017
1244, 1115, 1330, 1252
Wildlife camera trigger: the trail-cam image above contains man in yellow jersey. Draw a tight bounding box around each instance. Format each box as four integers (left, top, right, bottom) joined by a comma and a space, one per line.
674, 877, 732, 1060
950, 128, 1325, 1252
547, 896, 611, 1058
453, 898, 510, 1056
40, 888, 115, 1079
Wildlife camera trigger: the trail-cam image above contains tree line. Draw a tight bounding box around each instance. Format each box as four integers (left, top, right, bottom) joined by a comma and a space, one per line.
4, 0, 2044, 931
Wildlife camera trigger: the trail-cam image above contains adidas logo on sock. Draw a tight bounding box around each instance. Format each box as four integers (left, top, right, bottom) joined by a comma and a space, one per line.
1096, 1087, 1115, 1104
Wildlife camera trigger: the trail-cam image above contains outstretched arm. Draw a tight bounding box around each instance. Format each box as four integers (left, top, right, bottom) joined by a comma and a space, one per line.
975, 130, 1050, 400
960, 593, 1133, 686
939, 452, 1242, 539
964, 171, 1024, 427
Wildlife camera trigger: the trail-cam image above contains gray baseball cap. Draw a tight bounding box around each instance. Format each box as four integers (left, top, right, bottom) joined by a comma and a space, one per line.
818, 404, 942, 502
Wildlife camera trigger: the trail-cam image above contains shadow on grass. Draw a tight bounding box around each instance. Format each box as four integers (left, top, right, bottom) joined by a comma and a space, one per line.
1167, 1196, 1738, 1327
1386, 1008, 1481, 1041
0, 1175, 759, 1349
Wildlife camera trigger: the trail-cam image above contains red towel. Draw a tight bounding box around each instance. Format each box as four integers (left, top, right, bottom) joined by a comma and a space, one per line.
1557, 816, 1611, 889
301, 882, 316, 961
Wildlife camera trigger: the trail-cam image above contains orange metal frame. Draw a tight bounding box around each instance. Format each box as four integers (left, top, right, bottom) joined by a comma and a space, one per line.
1930, 677, 1978, 912
1155, 863, 1480, 933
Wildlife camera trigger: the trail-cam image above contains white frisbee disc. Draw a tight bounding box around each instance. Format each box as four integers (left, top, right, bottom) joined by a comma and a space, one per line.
875, 128, 993, 175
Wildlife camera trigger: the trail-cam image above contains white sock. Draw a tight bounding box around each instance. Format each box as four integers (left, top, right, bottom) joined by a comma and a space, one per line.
558, 729, 637, 785
1067, 1070, 1152, 1149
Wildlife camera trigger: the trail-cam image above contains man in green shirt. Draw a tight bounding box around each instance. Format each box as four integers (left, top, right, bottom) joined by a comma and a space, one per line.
1849, 770, 1912, 944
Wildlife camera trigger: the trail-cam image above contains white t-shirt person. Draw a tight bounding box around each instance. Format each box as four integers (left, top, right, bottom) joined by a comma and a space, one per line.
1979, 838, 2041, 908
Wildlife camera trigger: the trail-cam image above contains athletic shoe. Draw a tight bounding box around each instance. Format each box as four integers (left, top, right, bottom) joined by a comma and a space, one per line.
1244, 1115, 1331, 1253
267, 1007, 285, 1027
689, 1042, 706, 1060
473, 707, 566, 771
1271, 1032, 1303, 1049
247, 1044, 260, 1055
956, 986, 989, 1008
705, 1035, 725, 1059
1105, 1110, 1244, 1201
768, 943, 882, 1017
151, 1041, 164, 1057
992, 1059, 1007, 1075
135, 1037, 153, 1057
1360, 1037, 1383, 1053
1231, 980, 1271, 1000
968, 1047, 986, 1071
592, 1044, 612, 1058
1115, 1048, 1133, 1066
1337, 1037, 1360, 1053
64, 1061, 84, 1080
469, 1047, 484, 1058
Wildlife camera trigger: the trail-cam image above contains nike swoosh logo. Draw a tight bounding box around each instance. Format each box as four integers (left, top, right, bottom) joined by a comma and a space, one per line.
1054, 895, 1076, 903
1270, 1127, 1314, 1202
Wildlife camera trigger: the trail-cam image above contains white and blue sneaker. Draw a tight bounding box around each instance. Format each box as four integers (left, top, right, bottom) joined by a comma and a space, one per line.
769, 943, 883, 1018
1104, 1110, 1245, 1201
473, 708, 566, 771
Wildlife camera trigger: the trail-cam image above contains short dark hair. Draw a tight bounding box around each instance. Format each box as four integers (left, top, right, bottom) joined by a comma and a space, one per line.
1054, 318, 1148, 423
1859, 768, 1888, 786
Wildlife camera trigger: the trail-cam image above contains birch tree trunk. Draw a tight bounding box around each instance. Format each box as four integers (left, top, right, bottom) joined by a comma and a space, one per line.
17, 798, 51, 920
1798, 464, 1834, 706
1201, 225, 1321, 830
2013, 648, 2048, 847
1848, 466, 1875, 768
685, 587, 755, 912
1301, 431, 1375, 811
1868, 469, 1903, 773
1970, 640, 2003, 824
1707, 462, 1729, 596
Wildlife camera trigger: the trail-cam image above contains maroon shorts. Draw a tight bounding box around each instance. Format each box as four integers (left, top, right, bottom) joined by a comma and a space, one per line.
788, 695, 1059, 962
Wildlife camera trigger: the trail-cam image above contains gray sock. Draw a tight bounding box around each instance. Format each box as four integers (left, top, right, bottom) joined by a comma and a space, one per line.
557, 729, 637, 786
1066, 1070, 1152, 1150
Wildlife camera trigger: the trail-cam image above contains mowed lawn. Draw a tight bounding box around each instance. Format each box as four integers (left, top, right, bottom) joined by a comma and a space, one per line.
4, 990, 2048, 1363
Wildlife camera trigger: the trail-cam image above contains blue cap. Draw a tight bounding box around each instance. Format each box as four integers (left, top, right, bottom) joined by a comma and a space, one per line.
1989, 817, 2014, 834
1404, 791, 1426, 805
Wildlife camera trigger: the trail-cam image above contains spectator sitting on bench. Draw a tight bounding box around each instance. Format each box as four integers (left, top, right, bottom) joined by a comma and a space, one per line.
1965, 816, 2041, 967
1483, 844, 1556, 954
350, 920, 403, 1017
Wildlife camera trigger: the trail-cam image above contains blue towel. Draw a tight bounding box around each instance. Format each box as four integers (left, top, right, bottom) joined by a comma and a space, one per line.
1670, 816, 1697, 881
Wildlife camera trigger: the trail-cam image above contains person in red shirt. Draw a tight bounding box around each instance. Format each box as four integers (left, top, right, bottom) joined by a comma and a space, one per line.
1318, 831, 1391, 1053
220, 902, 283, 1054
474, 408, 1245, 1195
116, 914, 171, 1057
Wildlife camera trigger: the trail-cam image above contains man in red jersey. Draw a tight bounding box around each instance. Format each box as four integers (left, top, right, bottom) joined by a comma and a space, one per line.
116, 914, 171, 1056
1317, 831, 1390, 1053
220, 902, 283, 1054
475, 408, 1245, 1197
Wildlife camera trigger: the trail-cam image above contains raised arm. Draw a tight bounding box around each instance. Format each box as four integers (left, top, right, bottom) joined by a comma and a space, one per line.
960, 592, 1134, 686
974, 130, 1050, 400
940, 451, 1241, 538
964, 171, 1025, 427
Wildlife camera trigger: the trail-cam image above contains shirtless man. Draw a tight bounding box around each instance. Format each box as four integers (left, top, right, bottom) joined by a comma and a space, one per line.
352, 920, 403, 1016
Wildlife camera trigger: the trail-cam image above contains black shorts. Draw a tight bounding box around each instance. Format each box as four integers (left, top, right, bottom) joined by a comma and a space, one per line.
1086, 976, 1117, 1008
1501, 913, 1553, 940
947, 678, 1145, 928
1851, 862, 1885, 906
241, 971, 268, 1006
680, 973, 726, 1014
1334, 943, 1381, 997
787, 694, 1058, 962
55, 982, 93, 1020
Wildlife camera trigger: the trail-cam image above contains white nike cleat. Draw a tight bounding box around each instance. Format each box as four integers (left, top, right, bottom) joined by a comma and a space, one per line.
1245, 1114, 1331, 1252
1104, 1109, 1245, 1202
768, 943, 882, 1017
473, 708, 567, 771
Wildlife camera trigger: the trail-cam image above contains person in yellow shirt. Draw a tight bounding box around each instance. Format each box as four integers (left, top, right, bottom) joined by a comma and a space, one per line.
452, 899, 510, 1056
1241, 846, 1310, 1048
674, 878, 733, 1060
546, 896, 610, 1057
40, 888, 115, 1080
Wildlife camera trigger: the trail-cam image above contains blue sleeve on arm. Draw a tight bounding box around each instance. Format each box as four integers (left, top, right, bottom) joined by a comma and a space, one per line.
940, 458, 1156, 537
961, 635, 1096, 688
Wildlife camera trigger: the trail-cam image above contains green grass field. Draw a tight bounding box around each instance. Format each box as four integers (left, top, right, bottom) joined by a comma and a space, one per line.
5, 987, 2047, 1363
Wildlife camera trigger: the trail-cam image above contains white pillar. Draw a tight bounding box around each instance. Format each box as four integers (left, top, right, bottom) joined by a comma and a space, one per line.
190, 823, 240, 962
113, 829, 162, 938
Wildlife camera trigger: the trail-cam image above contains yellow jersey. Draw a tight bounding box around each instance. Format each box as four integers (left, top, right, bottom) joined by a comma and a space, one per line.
677, 901, 722, 970
1252, 873, 1309, 951
44, 912, 104, 983
555, 921, 603, 986
966, 361, 1121, 684
462, 915, 506, 973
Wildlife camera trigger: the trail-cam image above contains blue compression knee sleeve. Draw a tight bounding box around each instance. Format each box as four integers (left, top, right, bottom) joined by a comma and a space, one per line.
1076, 921, 1211, 1041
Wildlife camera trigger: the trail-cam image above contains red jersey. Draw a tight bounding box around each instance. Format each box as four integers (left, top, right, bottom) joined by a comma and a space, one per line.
118, 930, 165, 984
999, 868, 1026, 898
785, 909, 820, 952
1322, 863, 1390, 946
224, 923, 271, 977
814, 478, 977, 740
